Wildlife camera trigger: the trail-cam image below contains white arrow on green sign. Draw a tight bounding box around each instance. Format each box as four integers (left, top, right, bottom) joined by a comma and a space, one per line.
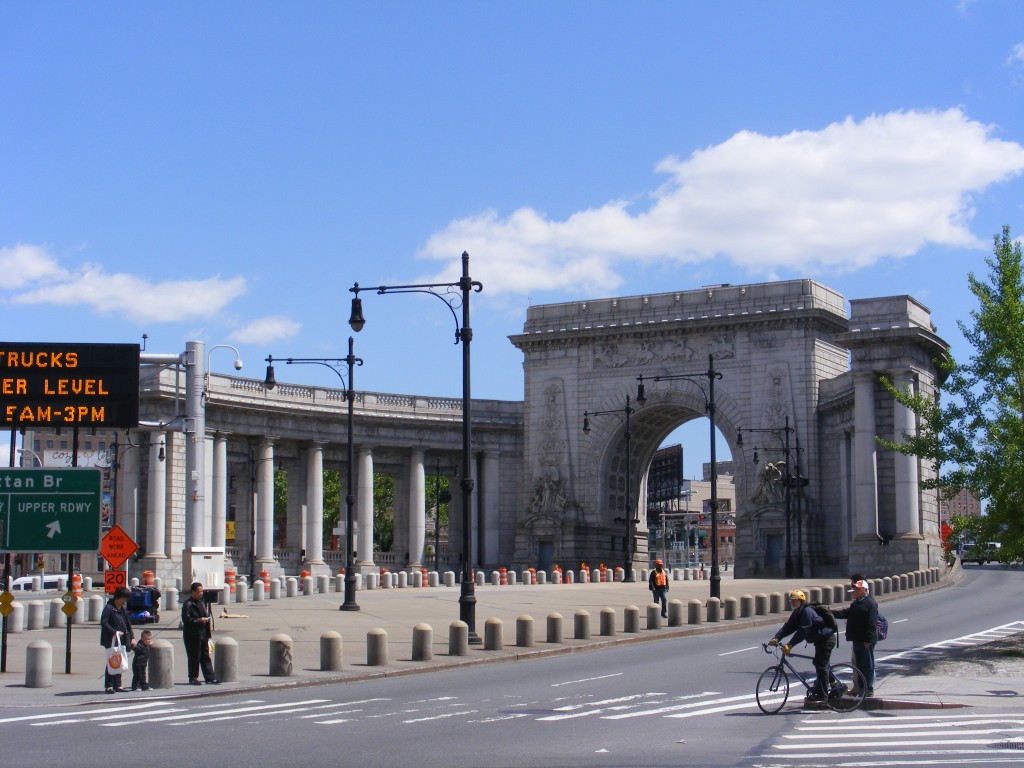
0, 468, 102, 553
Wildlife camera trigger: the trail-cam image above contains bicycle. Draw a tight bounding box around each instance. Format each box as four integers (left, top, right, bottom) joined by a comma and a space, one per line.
755, 642, 867, 713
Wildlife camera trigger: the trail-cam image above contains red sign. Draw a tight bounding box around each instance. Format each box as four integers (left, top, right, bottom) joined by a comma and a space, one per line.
104, 569, 127, 594
100, 524, 139, 569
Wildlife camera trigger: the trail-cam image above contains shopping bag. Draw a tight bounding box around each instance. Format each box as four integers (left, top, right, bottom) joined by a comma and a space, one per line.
106, 635, 129, 676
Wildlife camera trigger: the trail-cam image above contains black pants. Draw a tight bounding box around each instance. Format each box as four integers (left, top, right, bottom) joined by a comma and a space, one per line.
812, 635, 837, 696
184, 635, 215, 682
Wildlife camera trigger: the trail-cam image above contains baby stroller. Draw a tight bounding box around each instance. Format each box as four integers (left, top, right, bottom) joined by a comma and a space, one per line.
127, 585, 161, 624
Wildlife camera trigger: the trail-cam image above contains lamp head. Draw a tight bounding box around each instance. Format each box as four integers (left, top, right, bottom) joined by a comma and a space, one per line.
234, 358, 244, 370
582, 414, 591, 434
263, 356, 277, 391
636, 380, 647, 406
348, 284, 366, 332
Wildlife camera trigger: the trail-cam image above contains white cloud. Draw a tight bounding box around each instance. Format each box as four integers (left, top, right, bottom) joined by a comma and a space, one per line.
0, 244, 70, 289
1008, 41, 1024, 66
8, 255, 247, 323
230, 315, 301, 344
420, 109, 1024, 296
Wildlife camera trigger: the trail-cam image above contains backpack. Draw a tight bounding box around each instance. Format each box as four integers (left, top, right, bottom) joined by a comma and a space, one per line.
876, 614, 888, 641
809, 602, 839, 637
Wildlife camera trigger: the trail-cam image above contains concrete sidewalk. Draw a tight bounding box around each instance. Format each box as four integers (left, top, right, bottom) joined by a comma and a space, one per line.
3, 568, 1005, 712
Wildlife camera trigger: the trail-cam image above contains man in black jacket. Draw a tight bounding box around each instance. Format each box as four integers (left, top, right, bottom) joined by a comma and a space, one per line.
768, 589, 837, 700
181, 582, 219, 685
833, 579, 878, 697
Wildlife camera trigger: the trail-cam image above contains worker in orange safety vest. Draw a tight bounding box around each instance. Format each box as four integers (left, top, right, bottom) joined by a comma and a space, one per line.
648, 559, 669, 618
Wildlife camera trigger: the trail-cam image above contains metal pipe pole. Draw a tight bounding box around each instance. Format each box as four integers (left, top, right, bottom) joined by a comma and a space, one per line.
623, 396, 634, 581
341, 336, 360, 611
707, 354, 721, 600
457, 253, 480, 643
784, 416, 793, 578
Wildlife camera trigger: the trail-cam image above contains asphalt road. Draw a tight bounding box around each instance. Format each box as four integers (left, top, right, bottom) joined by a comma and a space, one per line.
4, 566, 1021, 768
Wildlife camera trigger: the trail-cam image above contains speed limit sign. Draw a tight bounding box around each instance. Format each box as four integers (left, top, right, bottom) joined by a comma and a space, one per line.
104, 569, 127, 594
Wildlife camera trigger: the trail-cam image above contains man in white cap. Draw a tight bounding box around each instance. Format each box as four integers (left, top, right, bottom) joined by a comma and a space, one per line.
833, 579, 878, 697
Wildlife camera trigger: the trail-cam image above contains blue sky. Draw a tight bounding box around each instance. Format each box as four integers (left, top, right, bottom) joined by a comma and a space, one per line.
2, 2, 1023, 478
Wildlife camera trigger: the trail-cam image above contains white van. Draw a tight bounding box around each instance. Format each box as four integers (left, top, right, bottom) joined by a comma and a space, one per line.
9, 575, 63, 592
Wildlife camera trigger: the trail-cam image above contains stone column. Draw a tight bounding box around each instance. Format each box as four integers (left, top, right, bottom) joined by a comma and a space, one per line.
357, 448, 375, 570
211, 434, 228, 549
305, 443, 326, 572
255, 439, 277, 568
205, 435, 215, 547
116, 433, 141, 541
145, 431, 167, 558
482, 450, 500, 566
407, 449, 426, 568
892, 370, 921, 536
853, 372, 879, 539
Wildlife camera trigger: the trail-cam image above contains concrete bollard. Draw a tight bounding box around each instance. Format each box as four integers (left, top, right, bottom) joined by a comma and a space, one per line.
9, 602, 24, 633
412, 623, 433, 661
449, 621, 469, 656
444, 571, 456, 587
428, 572, 439, 587
269, 634, 293, 676
890, 574, 900, 593
317, 574, 330, 594
882, 576, 892, 594
367, 628, 388, 666
320, 631, 343, 671
707, 597, 721, 622
521, 569, 532, 585
516, 615, 534, 647
214, 636, 238, 682
490, 571, 501, 586
577, 569, 588, 584
546, 613, 563, 644
740, 595, 754, 618
508, 570, 518, 585
149, 640, 174, 689
683, 568, 691, 580
723, 597, 738, 620
270, 580, 281, 599
899, 574, 909, 591
687, 599, 703, 625
397, 572, 408, 588
83, 576, 93, 592
48, 598, 63, 628
27, 600, 46, 631
302, 576, 314, 595
600, 607, 616, 636
475, 571, 485, 587
236, 582, 249, 603
70, 596, 84, 625
484, 617, 503, 651
591, 568, 601, 583
285, 577, 298, 598
833, 584, 845, 602
334, 574, 344, 592
413, 571, 424, 588
667, 599, 684, 626
25, 640, 52, 688
769, 592, 784, 613
574, 610, 591, 640
365, 573, 378, 590
624, 605, 640, 633
537, 570, 547, 585
253, 580, 265, 601
380, 572, 392, 589
218, 587, 230, 605
755, 593, 768, 615
164, 586, 179, 609
646, 604, 662, 630
818, 586, 832, 606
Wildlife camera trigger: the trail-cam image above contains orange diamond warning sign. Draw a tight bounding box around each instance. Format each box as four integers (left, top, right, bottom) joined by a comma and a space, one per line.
100, 524, 138, 570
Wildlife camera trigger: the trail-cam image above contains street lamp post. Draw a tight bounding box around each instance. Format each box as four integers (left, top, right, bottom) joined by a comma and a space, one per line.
582, 395, 636, 582
636, 354, 723, 599
264, 337, 363, 611
348, 251, 483, 642
736, 416, 797, 577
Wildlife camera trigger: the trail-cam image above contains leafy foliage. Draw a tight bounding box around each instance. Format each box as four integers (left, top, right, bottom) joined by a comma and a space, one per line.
882, 227, 1024, 564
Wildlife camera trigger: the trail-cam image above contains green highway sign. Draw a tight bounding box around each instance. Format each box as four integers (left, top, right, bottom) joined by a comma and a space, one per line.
0, 468, 102, 553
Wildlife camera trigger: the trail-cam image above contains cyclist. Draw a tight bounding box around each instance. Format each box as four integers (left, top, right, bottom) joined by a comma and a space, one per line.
767, 589, 837, 701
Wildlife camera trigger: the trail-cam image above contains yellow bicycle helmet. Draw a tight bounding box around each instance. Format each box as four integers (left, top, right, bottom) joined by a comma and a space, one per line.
789, 589, 807, 602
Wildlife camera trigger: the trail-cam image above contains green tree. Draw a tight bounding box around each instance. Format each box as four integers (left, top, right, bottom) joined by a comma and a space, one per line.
373, 473, 395, 552
322, 469, 341, 544
883, 226, 1024, 563
273, 468, 288, 546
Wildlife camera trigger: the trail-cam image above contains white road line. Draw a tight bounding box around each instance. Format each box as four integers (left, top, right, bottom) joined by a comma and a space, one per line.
403, 709, 479, 724
720, 645, 760, 656
32, 707, 188, 726
783, 728, 1024, 739
0, 700, 174, 724
754, 752, 1024, 765
96, 698, 331, 725
606, 692, 755, 720
774, 738, 1013, 750
794, 716, 1024, 730
550, 672, 623, 687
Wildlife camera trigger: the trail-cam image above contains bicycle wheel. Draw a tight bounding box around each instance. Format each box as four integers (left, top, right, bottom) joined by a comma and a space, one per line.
756, 665, 790, 714
826, 663, 867, 712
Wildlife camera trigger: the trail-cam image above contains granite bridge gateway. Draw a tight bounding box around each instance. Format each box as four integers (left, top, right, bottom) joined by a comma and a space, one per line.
80, 279, 946, 584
